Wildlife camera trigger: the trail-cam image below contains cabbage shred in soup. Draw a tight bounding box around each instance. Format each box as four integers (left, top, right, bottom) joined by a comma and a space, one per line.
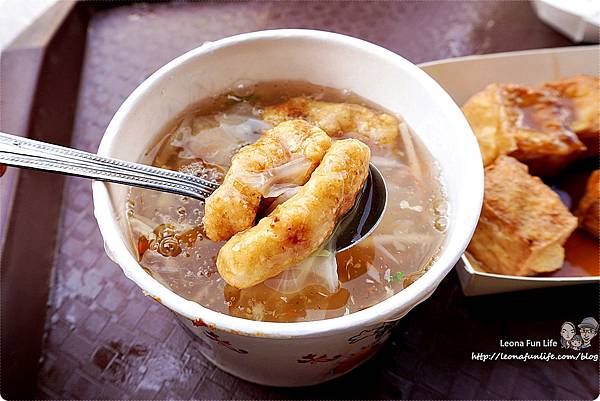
126, 81, 448, 322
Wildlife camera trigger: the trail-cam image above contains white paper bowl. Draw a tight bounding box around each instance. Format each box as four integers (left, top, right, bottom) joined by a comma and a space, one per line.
92, 29, 483, 386
421, 46, 600, 297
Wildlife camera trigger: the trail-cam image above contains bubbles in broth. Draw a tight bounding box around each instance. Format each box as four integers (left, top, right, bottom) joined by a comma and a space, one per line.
127, 81, 448, 322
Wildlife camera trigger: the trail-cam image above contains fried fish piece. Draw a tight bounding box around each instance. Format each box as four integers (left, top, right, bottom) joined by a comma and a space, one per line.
544, 75, 600, 157
576, 170, 599, 238
262, 96, 399, 146
217, 139, 371, 289
202, 120, 332, 241
467, 156, 577, 276
462, 84, 586, 175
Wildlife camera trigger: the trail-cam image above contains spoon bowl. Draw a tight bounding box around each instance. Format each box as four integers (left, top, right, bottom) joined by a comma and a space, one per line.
335, 163, 387, 253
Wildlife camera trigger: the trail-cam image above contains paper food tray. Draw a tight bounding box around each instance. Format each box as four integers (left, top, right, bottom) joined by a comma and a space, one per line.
419, 46, 599, 296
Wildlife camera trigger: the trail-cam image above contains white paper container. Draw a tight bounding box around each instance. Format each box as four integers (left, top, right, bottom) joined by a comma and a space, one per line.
532, 0, 600, 43
92, 30, 483, 386
420, 46, 600, 296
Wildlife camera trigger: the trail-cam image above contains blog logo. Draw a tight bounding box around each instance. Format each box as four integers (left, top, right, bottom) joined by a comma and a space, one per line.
560, 317, 598, 351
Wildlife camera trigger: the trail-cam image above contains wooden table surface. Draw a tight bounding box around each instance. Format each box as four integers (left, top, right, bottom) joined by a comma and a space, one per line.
5, 1, 598, 399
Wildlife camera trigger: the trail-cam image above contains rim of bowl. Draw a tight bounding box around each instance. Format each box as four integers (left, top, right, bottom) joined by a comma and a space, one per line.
92, 29, 483, 339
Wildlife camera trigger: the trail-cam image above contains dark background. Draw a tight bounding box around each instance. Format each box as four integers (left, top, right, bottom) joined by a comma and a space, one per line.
1, 1, 598, 399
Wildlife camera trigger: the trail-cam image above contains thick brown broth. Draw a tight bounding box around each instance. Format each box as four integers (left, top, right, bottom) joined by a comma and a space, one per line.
126, 81, 448, 322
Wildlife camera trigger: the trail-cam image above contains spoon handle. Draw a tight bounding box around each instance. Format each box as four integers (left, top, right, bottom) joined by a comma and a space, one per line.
0, 132, 218, 200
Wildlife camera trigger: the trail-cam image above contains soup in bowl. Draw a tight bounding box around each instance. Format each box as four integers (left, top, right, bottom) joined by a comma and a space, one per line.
93, 30, 483, 386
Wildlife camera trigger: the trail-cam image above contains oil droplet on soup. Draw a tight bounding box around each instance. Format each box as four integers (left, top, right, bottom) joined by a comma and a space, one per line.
126, 81, 448, 322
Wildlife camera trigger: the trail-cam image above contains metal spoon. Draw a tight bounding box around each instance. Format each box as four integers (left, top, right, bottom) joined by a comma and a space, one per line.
0, 131, 387, 252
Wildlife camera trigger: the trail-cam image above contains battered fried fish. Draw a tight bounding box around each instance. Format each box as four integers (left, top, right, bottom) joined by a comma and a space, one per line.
462, 84, 586, 175
262, 96, 399, 147
576, 170, 599, 238
544, 75, 600, 157
202, 120, 332, 241
217, 139, 371, 289
467, 156, 577, 276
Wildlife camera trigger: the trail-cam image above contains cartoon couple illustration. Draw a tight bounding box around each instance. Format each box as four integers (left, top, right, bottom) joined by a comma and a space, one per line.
560, 317, 598, 350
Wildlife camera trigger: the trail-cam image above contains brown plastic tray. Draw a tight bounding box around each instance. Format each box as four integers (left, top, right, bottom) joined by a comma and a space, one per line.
1, 2, 597, 399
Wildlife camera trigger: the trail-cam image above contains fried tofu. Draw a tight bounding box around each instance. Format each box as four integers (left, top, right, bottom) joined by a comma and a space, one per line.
461, 84, 518, 166
544, 75, 600, 157
576, 170, 599, 238
202, 120, 332, 241
462, 84, 586, 175
217, 139, 370, 289
262, 96, 399, 147
467, 156, 577, 276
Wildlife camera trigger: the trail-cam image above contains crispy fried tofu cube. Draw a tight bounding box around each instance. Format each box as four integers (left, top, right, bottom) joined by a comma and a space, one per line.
468, 156, 577, 276
461, 84, 518, 166
544, 75, 600, 157
462, 84, 586, 175
576, 170, 599, 238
